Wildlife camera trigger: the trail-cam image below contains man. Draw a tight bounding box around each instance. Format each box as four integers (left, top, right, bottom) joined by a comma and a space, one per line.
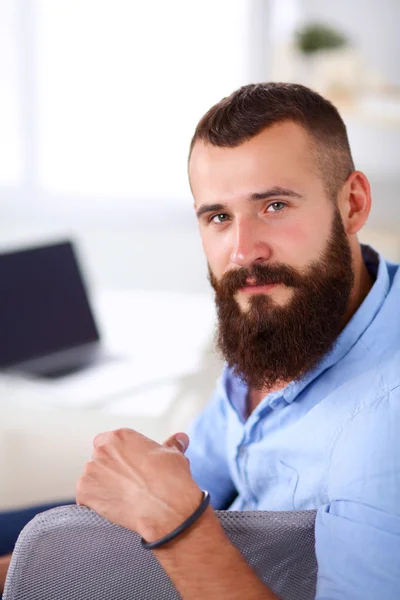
3, 83, 400, 598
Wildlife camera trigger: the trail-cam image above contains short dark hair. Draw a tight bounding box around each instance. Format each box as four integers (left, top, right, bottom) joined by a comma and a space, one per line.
189, 82, 355, 200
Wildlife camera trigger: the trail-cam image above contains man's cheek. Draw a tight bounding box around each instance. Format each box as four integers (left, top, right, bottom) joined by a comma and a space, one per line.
273, 228, 317, 269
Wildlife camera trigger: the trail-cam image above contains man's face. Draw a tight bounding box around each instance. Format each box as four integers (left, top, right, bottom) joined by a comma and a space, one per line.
190, 122, 335, 309
189, 121, 354, 389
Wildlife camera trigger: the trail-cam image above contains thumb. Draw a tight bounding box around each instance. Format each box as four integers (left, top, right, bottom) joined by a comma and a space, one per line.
163, 432, 190, 454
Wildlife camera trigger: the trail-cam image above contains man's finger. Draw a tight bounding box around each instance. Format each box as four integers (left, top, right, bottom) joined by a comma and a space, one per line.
163, 432, 190, 454
93, 431, 109, 447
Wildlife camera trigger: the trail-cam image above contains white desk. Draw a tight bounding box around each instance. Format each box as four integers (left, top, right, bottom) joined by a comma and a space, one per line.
0, 289, 221, 510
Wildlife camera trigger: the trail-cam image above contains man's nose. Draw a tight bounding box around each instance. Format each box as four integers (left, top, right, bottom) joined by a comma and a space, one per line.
230, 217, 271, 268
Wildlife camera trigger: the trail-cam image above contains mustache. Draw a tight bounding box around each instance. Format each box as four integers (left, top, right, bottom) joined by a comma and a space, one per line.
210, 262, 303, 296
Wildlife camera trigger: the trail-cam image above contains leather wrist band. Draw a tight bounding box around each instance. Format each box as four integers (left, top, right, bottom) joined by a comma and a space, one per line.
141, 490, 211, 550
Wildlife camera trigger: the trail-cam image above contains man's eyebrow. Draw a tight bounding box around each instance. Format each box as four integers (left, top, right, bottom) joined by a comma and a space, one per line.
248, 186, 304, 201
195, 187, 303, 219
196, 203, 226, 219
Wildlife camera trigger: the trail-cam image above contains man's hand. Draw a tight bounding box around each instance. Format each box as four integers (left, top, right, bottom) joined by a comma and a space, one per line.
76, 428, 203, 543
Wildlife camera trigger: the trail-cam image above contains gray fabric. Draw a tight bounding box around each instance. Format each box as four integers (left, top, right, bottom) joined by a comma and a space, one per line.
4, 505, 317, 600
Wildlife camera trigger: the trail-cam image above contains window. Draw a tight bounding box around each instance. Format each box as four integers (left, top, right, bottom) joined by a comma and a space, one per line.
32, 0, 256, 211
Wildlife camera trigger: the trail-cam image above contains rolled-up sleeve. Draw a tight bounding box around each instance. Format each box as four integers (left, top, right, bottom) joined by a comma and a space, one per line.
185, 382, 237, 510
315, 386, 400, 599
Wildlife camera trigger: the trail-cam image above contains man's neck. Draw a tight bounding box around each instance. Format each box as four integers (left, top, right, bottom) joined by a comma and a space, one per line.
344, 245, 375, 326
247, 381, 288, 416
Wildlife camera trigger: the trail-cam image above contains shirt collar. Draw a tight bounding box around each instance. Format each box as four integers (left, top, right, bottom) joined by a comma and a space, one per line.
283, 245, 389, 404
221, 245, 391, 417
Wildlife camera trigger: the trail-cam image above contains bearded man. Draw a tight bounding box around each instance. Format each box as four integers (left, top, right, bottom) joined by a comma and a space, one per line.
3, 83, 400, 599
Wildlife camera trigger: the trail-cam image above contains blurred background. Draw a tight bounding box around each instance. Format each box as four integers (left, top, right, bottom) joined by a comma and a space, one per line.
1, 0, 400, 508
1, 0, 399, 290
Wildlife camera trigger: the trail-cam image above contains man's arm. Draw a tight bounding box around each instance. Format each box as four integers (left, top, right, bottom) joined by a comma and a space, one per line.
153, 506, 278, 600
76, 428, 278, 599
315, 386, 400, 599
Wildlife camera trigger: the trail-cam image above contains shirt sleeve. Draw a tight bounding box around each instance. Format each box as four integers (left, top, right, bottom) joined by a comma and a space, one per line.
315, 385, 400, 599
185, 380, 237, 510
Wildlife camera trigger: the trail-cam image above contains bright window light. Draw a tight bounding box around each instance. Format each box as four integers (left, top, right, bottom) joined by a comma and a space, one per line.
34, 0, 252, 204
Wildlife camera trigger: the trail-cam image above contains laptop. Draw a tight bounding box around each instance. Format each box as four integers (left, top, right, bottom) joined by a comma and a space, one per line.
0, 239, 215, 409
0, 240, 108, 379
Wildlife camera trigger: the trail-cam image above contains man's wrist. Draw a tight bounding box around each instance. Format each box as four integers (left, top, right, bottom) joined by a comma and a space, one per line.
142, 491, 211, 550
151, 505, 228, 554
138, 486, 205, 543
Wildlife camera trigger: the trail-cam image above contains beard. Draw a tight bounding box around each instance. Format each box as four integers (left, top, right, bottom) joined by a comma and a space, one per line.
209, 208, 354, 390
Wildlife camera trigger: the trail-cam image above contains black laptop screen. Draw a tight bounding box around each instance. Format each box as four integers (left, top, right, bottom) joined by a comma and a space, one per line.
0, 241, 100, 367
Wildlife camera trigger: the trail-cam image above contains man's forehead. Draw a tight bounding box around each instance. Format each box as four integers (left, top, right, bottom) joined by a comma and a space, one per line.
189, 122, 316, 200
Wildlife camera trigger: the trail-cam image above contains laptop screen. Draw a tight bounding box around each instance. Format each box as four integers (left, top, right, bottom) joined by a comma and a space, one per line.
0, 240, 100, 368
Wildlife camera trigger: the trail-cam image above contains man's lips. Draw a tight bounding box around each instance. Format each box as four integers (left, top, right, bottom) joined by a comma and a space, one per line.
240, 280, 279, 294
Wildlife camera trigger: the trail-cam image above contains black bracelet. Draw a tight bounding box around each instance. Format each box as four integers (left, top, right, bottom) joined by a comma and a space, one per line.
141, 490, 210, 550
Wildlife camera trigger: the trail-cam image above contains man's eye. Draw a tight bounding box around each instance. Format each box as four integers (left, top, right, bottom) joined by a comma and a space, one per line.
210, 213, 230, 224
266, 202, 287, 213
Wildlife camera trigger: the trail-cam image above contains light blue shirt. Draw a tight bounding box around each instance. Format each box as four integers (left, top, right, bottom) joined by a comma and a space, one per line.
186, 246, 400, 599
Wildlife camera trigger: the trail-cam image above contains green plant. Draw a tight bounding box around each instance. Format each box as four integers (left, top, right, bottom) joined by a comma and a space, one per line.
295, 23, 349, 55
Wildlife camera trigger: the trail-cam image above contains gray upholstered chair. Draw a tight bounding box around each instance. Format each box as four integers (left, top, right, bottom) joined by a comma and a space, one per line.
4, 505, 317, 599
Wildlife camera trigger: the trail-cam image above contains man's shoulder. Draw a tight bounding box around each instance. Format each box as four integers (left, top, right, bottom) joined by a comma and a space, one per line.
322, 332, 400, 423
351, 258, 400, 391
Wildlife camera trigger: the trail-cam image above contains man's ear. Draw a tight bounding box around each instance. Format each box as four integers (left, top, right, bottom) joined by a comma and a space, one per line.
339, 171, 371, 235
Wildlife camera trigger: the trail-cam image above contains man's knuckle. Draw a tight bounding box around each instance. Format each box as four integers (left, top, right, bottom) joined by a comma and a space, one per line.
112, 428, 124, 440
114, 427, 133, 441
94, 444, 109, 458
93, 431, 107, 446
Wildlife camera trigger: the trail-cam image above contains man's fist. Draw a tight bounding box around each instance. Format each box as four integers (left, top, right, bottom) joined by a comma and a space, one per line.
76, 428, 201, 542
